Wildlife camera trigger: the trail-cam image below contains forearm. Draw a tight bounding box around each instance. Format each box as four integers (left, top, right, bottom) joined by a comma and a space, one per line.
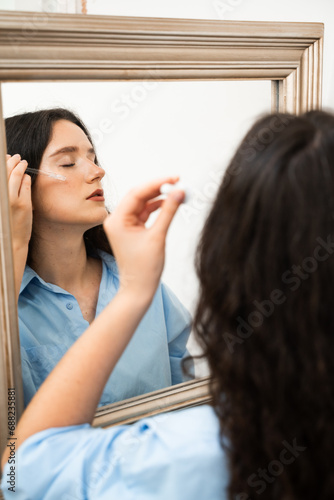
1, 287, 152, 470
12, 242, 28, 303
1, 176, 184, 472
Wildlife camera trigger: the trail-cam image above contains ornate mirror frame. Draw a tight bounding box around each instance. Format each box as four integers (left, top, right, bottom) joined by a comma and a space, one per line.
0, 10, 323, 457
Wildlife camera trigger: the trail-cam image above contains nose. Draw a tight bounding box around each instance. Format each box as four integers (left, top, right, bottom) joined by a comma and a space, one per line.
84, 159, 105, 182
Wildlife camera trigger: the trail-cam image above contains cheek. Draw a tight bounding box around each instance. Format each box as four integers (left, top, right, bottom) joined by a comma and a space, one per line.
32, 183, 77, 216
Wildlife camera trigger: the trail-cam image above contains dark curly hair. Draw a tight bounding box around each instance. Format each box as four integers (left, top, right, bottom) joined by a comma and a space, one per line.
194, 111, 334, 499
5, 107, 112, 261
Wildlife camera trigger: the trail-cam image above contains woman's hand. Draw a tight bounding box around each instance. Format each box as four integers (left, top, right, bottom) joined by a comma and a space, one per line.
103, 177, 184, 302
7, 153, 33, 248
7, 153, 33, 301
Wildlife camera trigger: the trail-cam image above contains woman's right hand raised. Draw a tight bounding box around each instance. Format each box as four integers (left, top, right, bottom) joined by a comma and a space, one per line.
103, 177, 184, 303
7, 153, 33, 249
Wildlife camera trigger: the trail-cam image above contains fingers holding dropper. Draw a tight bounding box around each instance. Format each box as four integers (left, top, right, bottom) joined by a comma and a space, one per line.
160, 181, 190, 203
5, 155, 65, 182
6, 154, 25, 180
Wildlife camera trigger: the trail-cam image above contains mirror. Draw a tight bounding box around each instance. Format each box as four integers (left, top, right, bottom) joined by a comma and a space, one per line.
0, 10, 323, 448
2, 78, 273, 408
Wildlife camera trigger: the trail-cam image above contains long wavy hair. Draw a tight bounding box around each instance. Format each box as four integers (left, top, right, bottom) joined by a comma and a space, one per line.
5, 108, 112, 261
194, 111, 334, 499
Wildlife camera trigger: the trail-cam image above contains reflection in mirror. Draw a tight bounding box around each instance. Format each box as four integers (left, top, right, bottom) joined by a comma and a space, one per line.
2, 79, 272, 408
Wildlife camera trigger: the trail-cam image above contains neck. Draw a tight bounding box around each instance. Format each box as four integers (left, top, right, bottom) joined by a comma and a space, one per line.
28, 222, 95, 291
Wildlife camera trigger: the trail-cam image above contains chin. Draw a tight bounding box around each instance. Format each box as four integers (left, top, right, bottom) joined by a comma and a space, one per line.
86, 208, 108, 227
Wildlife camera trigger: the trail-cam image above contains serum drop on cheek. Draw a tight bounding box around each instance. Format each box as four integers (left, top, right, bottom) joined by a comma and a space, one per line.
24, 167, 66, 181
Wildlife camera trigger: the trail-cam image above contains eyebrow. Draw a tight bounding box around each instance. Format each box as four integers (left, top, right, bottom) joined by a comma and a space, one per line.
48, 146, 95, 158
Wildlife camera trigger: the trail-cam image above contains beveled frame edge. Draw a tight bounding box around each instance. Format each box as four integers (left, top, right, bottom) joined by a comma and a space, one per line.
0, 11, 323, 449
93, 377, 211, 427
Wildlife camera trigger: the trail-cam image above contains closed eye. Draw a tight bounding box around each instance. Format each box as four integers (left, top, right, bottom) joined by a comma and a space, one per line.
60, 163, 75, 167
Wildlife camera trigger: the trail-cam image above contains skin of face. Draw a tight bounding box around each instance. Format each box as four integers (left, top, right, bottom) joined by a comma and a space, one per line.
31, 119, 108, 232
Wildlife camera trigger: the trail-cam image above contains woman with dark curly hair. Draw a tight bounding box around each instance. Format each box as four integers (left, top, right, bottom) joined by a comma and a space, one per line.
2, 110, 333, 499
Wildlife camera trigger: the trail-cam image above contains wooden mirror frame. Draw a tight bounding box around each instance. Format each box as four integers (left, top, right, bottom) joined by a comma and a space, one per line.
0, 10, 323, 457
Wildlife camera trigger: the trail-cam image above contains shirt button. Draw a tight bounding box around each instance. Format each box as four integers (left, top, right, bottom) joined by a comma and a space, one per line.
66, 303, 73, 310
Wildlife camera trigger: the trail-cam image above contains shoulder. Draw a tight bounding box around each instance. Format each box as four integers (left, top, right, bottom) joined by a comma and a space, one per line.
138, 405, 224, 462
98, 250, 168, 297
121, 405, 227, 498
3, 406, 228, 499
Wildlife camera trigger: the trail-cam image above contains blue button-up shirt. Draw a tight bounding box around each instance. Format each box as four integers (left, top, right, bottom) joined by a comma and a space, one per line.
1, 405, 228, 500
19, 251, 193, 407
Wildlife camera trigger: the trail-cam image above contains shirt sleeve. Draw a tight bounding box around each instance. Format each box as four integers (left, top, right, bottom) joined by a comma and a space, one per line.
160, 282, 194, 384
1, 423, 133, 500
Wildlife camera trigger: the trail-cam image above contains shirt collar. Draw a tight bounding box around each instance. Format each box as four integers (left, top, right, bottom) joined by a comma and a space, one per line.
20, 266, 70, 295
20, 250, 118, 295
20, 265, 42, 294
97, 250, 120, 290
97, 250, 118, 272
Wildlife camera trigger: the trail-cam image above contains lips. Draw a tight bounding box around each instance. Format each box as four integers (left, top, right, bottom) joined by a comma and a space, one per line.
87, 189, 104, 201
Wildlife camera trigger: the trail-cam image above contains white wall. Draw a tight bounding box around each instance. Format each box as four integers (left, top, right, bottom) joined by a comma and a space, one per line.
0, 0, 78, 12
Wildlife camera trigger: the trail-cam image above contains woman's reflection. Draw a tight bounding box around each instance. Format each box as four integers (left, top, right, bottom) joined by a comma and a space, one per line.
5, 107, 193, 407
